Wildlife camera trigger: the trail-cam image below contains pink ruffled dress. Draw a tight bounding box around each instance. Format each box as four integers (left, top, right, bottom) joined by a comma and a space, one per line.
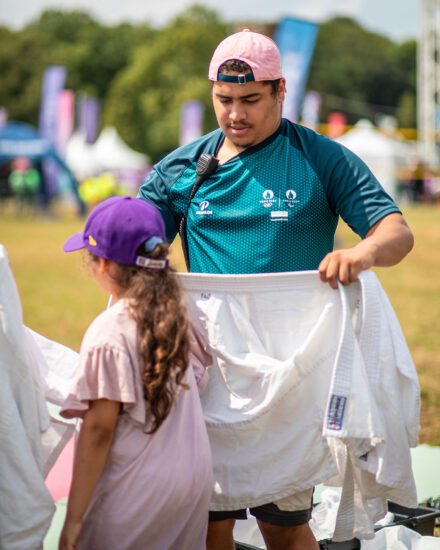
61, 298, 213, 550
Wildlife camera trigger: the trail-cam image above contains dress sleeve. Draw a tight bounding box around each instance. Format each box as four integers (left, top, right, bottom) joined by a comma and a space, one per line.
60, 344, 137, 419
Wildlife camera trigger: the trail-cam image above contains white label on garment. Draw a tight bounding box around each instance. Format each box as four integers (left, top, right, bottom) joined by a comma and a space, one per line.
327, 394, 347, 431
270, 211, 288, 221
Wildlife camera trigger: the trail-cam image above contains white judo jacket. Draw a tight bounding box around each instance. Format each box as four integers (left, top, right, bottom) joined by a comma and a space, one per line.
178, 270, 420, 541
0, 245, 74, 550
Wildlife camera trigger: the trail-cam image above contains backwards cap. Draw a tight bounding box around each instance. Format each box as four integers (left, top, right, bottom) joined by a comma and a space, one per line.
208, 28, 283, 84
63, 196, 168, 269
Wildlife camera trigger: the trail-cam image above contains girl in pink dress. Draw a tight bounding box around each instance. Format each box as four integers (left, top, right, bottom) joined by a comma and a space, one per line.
58, 196, 213, 550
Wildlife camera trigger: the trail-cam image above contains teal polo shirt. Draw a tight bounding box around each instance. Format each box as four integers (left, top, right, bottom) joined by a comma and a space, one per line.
138, 119, 400, 274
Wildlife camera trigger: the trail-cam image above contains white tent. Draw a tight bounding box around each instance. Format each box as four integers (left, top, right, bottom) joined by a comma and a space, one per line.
65, 131, 101, 180
65, 126, 150, 181
335, 119, 413, 200
93, 126, 149, 172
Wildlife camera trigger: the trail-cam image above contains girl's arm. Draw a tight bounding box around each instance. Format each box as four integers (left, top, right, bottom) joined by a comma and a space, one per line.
59, 398, 120, 550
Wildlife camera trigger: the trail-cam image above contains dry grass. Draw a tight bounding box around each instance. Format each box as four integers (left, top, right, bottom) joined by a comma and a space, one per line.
1, 204, 439, 444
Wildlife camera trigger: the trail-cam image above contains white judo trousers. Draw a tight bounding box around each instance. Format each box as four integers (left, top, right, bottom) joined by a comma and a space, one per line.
178, 270, 420, 541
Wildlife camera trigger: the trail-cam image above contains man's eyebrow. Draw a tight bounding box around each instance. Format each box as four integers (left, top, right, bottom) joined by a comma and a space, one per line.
215, 92, 261, 100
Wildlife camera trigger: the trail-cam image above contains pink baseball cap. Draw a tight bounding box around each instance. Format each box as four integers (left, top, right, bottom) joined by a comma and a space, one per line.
208, 28, 283, 84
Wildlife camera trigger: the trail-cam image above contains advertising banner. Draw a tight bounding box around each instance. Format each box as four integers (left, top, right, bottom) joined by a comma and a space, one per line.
57, 90, 75, 158
275, 18, 319, 123
78, 96, 101, 144
38, 66, 67, 201
39, 65, 67, 146
301, 90, 321, 129
179, 100, 204, 147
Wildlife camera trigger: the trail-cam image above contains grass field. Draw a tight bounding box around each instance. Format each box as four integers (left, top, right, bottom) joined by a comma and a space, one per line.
1, 204, 439, 444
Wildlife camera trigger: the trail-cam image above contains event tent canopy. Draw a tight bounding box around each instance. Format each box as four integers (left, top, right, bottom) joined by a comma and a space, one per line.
65, 126, 149, 182
335, 119, 413, 200
0, 121, 84, 212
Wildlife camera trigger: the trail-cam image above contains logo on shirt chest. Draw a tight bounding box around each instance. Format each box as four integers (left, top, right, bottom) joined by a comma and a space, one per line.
259, 188, 299, 221
259, 189, 299, 209
283, 189, 299, 208
260, 189, 277, 208
196, 200, 212, 215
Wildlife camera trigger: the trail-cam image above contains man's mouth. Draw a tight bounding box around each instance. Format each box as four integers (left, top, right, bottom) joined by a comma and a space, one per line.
229, 125, 251, 135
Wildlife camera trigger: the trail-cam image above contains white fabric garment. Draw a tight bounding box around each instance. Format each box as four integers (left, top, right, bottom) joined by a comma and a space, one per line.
178, 270, 420, 541
0, 245, 67, 550
361, 525, 440, 549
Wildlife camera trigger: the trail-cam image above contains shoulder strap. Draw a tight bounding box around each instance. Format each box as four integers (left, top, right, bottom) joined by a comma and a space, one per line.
179, 153, 219, 270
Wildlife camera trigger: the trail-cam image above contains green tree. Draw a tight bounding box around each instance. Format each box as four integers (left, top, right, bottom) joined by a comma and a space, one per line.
308, 17, 416, 126
0, 10, 154, 125
0, 8, 417, 160
104, 5, 231, 161
0, 25, 48, 124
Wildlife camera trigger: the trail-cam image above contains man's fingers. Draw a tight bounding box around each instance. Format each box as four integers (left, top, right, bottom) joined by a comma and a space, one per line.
338, 261, 351, 286
319, 255, 339, 289
318, 251, 364, 288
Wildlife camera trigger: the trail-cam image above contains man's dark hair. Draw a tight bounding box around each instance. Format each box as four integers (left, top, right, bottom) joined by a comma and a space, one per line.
217, 59, 281, 95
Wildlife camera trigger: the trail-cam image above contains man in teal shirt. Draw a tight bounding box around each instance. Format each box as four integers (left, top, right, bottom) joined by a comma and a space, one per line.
139, 29, 414, 550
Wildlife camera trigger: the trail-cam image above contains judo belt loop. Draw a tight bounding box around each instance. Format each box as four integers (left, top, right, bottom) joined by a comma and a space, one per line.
179, 153, 219, 271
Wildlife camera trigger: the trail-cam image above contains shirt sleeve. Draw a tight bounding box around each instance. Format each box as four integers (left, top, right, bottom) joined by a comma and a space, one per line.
323, 143, 401, 238
138, 168, 180, 242
60, 344, 137, 419
294, 124, 401, 239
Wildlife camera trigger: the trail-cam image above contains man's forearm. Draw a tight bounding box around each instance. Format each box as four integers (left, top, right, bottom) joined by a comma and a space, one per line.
319, 213, 414, 287
363, 213, 414, 267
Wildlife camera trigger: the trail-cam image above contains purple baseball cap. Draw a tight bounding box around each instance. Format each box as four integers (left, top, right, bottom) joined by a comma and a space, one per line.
208, 28, 284, 83
63, 196, 168, 268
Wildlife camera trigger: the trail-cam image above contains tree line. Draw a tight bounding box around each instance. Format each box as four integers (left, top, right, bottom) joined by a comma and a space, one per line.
0, 5, 417, 162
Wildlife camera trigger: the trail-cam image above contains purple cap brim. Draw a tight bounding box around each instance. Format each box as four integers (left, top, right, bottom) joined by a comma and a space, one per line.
63, 232, 85, 253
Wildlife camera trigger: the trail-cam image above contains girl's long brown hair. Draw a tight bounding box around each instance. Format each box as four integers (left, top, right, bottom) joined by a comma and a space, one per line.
90, 244, 190, 433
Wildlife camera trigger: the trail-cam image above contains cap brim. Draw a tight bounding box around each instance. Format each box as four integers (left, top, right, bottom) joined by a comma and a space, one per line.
63, 232, 85, 253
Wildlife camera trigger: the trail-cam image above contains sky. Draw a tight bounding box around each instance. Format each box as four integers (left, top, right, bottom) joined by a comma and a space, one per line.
0, 0, 421, 42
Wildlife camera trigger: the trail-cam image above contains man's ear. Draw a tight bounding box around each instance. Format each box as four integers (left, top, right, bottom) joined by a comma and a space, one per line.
278, 78, 287, 103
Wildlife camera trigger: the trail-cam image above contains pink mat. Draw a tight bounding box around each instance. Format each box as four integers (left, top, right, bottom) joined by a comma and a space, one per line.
45, 436, 74, 501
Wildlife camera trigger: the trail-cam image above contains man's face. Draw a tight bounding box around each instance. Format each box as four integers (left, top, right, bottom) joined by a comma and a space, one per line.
212, 75, 286, 151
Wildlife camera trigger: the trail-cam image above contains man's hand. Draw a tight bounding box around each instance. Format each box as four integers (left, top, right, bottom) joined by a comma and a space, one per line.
318, 241, 378, 289
318, 213, 414, 289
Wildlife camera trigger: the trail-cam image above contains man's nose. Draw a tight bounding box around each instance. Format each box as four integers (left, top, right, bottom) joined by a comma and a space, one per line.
229, 103, 246, 121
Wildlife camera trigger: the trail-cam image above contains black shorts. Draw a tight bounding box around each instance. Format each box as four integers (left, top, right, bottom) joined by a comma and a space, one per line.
209, 501, 313, 527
